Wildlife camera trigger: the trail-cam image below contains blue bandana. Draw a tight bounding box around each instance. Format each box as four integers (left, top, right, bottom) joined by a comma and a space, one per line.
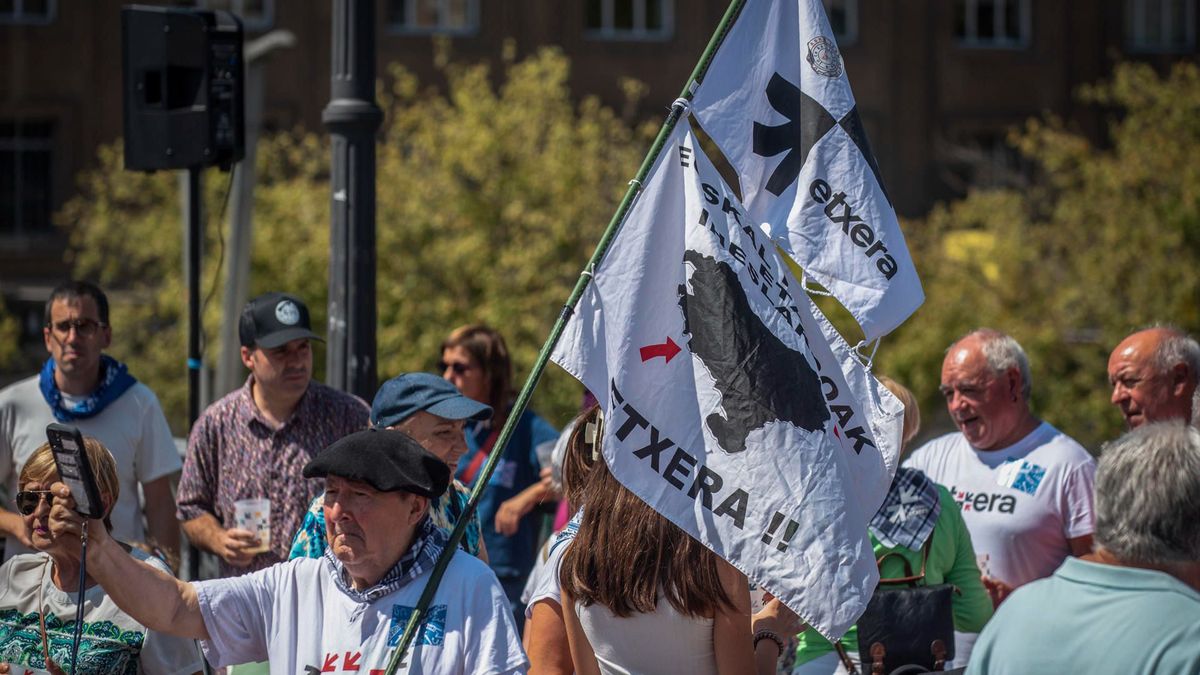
38, 355, 138, 422
869, 467, 942, 551
325, 515, 449, 604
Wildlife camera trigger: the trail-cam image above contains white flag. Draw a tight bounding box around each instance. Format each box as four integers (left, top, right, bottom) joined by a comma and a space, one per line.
551, 122, 903, 639
689, 0, 923, 340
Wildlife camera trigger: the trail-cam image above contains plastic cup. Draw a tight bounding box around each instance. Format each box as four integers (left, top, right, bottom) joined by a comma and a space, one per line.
233, 498, 271, 554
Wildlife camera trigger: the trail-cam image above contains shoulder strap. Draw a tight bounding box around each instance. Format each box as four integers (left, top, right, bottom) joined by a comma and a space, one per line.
875, 536, 932, 586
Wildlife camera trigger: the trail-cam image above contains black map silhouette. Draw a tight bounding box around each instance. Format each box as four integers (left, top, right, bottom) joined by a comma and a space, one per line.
678, 250, 830, 454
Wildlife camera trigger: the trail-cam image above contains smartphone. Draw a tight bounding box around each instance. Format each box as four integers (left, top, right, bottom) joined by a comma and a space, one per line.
45, 423, 105, 520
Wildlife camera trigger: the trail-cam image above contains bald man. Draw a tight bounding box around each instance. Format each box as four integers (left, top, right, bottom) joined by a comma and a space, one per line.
1108, 327, 1200, 429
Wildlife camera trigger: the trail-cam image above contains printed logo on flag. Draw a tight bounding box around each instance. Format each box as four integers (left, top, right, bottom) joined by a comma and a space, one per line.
805, 36, 842, 78
996, 460, 1046, 496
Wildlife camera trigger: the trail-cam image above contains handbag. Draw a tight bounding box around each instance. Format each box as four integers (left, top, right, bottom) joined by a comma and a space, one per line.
835, 539, 956, 674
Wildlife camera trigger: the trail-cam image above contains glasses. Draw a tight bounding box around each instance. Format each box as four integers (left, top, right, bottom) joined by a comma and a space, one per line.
15, 490, 55, 516
48, 318, 105, 338
437, 361, 475, 376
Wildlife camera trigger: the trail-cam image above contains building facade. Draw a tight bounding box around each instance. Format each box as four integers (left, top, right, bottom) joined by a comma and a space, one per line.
1, 0, 1196, 367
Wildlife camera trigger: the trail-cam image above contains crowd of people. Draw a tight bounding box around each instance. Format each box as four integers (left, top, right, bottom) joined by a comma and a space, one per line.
0, 280, 1197, 674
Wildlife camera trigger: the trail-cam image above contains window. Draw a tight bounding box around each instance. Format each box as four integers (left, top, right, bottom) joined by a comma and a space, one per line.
0, 121, 54, 239
173, 0, 274, 32
585, 0, 673, 41
954, 0, 1031, 48
823, 0, 859, 45
938, 129, 1027, 195
1127, 0, 1196, 52
0, 0, 56, 25
387, 0, 478, 35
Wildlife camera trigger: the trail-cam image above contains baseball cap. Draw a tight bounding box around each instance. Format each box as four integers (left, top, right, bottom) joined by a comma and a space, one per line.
371, 373, 492, 429
239, 292, 322, 349
303, 428, 450, 497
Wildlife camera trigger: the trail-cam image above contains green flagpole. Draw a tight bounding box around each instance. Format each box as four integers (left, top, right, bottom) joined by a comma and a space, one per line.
383, 0, 747, 669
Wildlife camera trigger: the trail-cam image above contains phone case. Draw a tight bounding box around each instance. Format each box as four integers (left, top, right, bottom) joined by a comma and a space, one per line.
45, 423, 106, 520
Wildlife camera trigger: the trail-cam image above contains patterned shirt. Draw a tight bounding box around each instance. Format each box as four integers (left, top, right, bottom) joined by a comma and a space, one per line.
177, 376, 369, 577
289, 479, 482, 560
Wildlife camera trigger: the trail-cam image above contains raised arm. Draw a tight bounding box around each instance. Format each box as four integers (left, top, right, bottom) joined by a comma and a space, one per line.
48, 481, 210, 640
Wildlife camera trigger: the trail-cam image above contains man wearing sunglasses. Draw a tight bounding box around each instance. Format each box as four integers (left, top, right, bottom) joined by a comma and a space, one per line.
0, 280, 182, 564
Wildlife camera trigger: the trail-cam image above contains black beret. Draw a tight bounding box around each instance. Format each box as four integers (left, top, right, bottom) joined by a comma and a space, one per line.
303, 428, 450, 498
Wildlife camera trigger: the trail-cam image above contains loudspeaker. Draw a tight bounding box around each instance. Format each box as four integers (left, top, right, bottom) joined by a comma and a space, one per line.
121, 5, 244, 171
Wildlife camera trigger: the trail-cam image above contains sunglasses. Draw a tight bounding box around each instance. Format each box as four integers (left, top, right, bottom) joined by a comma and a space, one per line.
48, 318, 106, 338
437, 360, 475, 376
15, 490, 55, 516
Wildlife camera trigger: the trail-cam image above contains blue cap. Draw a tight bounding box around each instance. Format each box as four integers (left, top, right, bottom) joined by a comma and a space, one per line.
371, 373, 492, 429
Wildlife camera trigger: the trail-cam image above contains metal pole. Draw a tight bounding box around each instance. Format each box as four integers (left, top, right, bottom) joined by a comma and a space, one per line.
218, 30, 296, 398
183, 166, 203, 583
383, 0, 748, 668
323, 0, 381, 400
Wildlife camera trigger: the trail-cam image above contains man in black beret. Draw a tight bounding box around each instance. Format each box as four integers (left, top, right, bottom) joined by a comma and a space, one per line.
47, 428, 528, 674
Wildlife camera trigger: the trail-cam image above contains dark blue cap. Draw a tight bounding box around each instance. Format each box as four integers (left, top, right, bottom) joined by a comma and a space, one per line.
371, 372, 492, 429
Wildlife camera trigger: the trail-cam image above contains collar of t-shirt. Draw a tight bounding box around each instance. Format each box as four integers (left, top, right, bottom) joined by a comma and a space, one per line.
324, 515, 448, 603
1056, 556, 1200, 601
970, 421, 1054, 468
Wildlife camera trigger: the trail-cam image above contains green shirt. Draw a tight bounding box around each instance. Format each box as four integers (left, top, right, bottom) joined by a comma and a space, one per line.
793, 485, 993, 665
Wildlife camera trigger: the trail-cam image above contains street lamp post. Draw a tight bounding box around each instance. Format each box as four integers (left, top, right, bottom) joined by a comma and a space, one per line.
323, 0, 381, 399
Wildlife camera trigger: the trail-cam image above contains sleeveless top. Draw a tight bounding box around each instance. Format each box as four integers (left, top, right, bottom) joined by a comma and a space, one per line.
577, 594, 717, 675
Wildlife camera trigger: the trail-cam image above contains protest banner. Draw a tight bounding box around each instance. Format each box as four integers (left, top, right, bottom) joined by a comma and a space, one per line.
551, 123, 903, 638
387, 0, 921, 664
689, 0, 924, 340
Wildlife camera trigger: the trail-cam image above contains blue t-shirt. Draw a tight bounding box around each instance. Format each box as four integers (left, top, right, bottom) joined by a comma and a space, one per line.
967, 556, 1200, 675
456, 407, 557, 580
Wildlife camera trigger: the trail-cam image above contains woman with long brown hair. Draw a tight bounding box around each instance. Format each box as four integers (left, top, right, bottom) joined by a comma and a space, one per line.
558, 424, 801, 674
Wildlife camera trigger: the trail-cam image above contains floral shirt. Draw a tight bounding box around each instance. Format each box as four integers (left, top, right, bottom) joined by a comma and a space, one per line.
289, 479, 482, 560
177, 376, 369, 577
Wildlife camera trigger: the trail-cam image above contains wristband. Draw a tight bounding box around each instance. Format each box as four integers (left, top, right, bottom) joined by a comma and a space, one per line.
753, 628, 785, 655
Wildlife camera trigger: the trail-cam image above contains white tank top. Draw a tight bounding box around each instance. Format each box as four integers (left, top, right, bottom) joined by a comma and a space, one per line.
577, 594, 717, 675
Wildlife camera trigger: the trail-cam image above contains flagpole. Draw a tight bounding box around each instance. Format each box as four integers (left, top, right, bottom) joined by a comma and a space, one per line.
383, 1, 747, 668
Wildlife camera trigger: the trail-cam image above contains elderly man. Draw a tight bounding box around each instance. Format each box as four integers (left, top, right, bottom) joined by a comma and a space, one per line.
177, 292, 369, 576
289, 372, 492, 561
1108, 326, 1199, 428
906, 329, 1096, 607
48, 429, 528, 674
0, 280, 181, 562
966, 423, 1200, 674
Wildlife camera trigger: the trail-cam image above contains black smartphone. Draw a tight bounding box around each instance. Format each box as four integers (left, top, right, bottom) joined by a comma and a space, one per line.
45, 423, 106, 520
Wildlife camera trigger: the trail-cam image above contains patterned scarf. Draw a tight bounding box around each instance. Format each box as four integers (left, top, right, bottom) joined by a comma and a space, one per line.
869, 467, 942, 551
325, 515, 448, 603
38, 355, 137, 423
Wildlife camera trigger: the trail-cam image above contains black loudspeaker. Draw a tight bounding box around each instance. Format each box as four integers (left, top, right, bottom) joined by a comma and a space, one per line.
121, 5, 244, 171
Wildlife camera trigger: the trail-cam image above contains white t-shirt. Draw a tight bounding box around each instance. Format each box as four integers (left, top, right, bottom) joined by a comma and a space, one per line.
905, 422, 1096, 588
578, 595, 717, 675
521, 535, 569, 617
0, 549, 203, 675
195, 552, 528, 675
0, 376, 182, 559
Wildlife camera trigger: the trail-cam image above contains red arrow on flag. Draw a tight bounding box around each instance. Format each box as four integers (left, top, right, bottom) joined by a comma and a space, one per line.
640, 337, 682, 363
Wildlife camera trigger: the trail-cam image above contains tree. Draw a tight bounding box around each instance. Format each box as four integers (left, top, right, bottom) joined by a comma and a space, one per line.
877, 62, 1200, 449
58, 46, 653, 433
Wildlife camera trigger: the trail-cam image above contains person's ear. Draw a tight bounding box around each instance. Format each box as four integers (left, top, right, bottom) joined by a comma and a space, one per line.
240, 346, 255, 370
407, 494, 430, 526
1008, 368, 1022, 401
1170, 363, 1191, 398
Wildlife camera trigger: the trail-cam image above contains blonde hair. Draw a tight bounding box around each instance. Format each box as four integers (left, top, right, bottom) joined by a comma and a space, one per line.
878, 376, 921, 451
19, 438, 119, 531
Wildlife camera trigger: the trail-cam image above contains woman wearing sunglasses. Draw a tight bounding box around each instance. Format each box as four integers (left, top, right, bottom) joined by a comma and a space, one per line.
440, 324, 559, 633
0, 439, 202, 675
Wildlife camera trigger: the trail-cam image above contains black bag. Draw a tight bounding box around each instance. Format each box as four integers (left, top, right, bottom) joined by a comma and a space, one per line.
835, 540, 956, 674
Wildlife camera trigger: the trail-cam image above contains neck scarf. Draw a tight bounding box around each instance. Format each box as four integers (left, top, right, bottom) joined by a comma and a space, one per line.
869, 467, 942, 551
39, 355, 137, 423
325, 515, 449, 604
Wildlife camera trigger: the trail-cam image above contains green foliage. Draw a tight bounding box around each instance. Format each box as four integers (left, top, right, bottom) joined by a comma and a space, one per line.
58, 47, 653, 432
880, 62, 1200, 449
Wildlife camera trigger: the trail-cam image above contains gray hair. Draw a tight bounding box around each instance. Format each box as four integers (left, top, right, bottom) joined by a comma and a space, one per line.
1149, 326, 1200, 382
1094, 422, 1200, 564
952, 329, 1033, 402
